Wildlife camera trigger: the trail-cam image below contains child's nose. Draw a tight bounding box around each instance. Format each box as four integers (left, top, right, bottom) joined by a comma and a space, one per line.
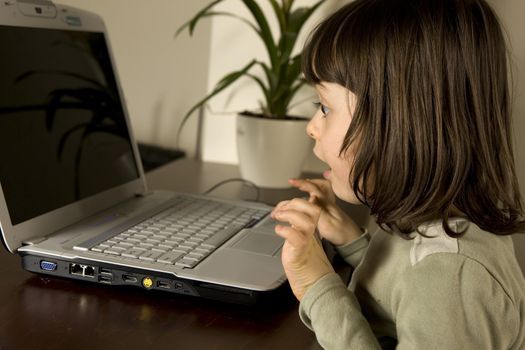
306, 116, 319, 140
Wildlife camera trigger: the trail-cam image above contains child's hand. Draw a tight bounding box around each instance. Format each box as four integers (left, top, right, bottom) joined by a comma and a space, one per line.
271, 196, 334, 301
288, 178, 362, 246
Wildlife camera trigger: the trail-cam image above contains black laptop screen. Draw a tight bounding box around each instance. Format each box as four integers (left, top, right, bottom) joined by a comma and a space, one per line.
0, 25, 140, 225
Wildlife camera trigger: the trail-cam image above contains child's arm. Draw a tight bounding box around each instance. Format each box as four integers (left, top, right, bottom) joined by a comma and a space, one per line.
271, 178, 368, 299
271, 195, 335, 301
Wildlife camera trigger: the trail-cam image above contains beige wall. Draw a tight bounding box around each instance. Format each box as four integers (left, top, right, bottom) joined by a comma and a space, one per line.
57, 0, 212, 157
488, 0, 525, 272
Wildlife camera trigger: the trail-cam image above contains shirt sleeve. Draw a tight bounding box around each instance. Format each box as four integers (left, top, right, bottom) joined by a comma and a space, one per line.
299, 272, 382, 350
392, 254, 519, 350
335, 230, 370, 269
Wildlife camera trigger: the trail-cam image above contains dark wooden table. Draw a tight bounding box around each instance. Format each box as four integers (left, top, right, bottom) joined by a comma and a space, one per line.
0, 159, 369, 350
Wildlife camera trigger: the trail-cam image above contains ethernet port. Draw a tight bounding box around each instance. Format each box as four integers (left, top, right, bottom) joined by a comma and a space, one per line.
84, 266, 95, 277
70, 263, 83, 276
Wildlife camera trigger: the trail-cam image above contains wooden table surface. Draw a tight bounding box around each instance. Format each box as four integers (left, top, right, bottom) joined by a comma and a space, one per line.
0, 159, 369, 350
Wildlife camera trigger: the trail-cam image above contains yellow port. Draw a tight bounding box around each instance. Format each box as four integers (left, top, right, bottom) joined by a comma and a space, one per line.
142, 277, 153, 289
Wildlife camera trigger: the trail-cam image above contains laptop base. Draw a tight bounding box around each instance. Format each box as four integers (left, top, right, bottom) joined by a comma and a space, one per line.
21, 254, 285, 305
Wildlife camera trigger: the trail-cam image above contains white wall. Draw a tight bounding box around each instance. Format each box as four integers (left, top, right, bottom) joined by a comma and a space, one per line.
57, 0, 212, 157
488, 0, 525, 272
200, 0, 349, 172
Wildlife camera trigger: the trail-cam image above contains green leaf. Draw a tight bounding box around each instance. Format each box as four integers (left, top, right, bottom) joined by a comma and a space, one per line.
176, 60, 258, 143
175, 0, 224, 37
241, 0, 279, 69
278, 0, 325, 63
288, 0, 325, 33
247, 73, 271, 110
268, 0, 286, 33
281, 0, 295, 15
282, 80, 306, 111
256, 60, 277, 92
285, 54, 303, 85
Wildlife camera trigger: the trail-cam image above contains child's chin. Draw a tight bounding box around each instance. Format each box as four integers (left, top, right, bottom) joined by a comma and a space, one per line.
333, 184, 361, 204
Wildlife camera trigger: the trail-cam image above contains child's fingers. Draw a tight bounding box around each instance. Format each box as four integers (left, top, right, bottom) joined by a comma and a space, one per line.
308, 178, 333, 193
271, 200, 290, 218
274, 225, 308, 249
278, 197, 320, 218
274, 200, 290, 211
273, 209, 317, 235
289, 178, 327, 200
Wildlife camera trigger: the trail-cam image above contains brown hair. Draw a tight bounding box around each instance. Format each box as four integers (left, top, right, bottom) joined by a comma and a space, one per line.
303, 0, 525, 237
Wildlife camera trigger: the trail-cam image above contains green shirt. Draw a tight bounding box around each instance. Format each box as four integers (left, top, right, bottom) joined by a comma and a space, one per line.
299, 219, 525, 349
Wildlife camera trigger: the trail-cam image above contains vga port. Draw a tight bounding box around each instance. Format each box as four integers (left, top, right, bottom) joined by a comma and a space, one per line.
40, 261, 57, 271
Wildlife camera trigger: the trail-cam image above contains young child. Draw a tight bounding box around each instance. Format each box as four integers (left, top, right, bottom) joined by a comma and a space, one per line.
271, 0, 525, 348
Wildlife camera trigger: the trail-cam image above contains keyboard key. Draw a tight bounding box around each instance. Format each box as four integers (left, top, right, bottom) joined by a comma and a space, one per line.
195, 246, 213, 254
104, 248, 122, 255
139, 250, 164, 262
151, 246, 168, 253
157, 251, 185, 264
173, 246, 191, 254
186, 252, 206, 260
121, 247, 147, 258
201, 225, 244, 248
175, 259, 199, 268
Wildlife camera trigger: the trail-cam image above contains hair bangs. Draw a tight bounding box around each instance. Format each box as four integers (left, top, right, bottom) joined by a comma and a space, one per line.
302, 3, 368, 92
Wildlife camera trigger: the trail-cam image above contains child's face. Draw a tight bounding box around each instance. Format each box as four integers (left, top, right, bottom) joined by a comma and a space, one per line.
307, 82, 360, 203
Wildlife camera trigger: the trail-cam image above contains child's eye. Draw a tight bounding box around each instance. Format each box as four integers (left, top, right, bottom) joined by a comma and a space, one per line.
313, 102, 330, 116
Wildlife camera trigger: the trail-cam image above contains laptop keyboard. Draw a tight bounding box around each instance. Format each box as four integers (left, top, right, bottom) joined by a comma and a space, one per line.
89, 197, 269, 268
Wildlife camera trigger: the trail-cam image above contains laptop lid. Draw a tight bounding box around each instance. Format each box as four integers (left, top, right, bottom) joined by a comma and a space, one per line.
0, 1, 147, 252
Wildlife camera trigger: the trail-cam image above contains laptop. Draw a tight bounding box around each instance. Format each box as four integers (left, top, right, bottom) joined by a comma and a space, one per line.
0, 0, 286, 304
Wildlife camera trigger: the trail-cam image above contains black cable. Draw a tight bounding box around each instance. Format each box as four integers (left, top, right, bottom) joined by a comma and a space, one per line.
202, 178, 261, 202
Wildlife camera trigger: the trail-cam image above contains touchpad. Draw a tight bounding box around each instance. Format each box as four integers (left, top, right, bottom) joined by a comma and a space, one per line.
231, 231, 283, 256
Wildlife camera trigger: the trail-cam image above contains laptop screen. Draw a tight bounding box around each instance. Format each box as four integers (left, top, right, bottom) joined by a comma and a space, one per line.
0, 25, 140, 225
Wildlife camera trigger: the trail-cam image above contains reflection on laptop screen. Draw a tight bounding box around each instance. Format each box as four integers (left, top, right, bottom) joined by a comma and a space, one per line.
0, 25, 139, 225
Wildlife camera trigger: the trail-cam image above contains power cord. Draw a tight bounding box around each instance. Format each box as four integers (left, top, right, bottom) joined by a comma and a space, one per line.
202, 178, 261, 202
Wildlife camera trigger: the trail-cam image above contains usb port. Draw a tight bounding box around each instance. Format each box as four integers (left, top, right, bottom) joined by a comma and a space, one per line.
99, 268, 112, 276
122, 274, 137, 283
157, 280, 170, 289
40, 261, 57, 271
98, 275, 112, 284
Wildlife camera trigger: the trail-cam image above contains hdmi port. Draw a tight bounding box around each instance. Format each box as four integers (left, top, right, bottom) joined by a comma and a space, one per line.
122, 274, 137, 283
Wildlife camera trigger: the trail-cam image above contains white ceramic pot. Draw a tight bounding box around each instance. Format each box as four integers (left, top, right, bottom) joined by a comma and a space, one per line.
236, 113, 312, 188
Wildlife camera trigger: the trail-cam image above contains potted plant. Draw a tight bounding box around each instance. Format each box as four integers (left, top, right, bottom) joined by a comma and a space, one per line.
176, 0, 325, 188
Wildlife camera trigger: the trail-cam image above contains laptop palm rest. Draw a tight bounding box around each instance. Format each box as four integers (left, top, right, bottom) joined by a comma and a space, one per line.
231, 231, 283, 256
